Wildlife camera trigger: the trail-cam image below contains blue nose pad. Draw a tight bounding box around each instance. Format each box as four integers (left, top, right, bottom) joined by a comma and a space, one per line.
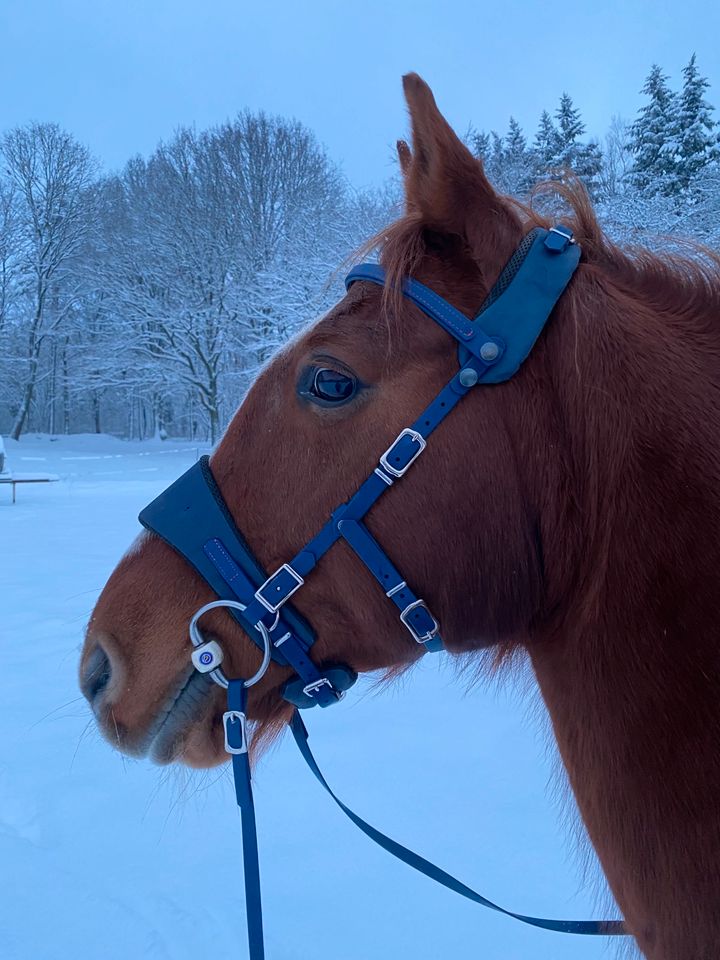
282, 664, 358, 709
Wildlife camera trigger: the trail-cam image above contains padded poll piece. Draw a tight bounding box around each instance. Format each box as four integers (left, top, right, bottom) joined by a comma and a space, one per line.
345, 226, 581, 380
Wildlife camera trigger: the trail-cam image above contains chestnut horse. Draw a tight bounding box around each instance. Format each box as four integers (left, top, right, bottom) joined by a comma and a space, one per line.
81, 75, 720, 959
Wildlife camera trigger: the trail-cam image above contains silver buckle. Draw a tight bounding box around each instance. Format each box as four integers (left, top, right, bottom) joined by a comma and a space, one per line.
400, 599, 439, 644
223, 710, 248, 755
303, 677, 335, 699
379, 428, 426, 479
255, 563, 304, 613
549, 226, 576, 244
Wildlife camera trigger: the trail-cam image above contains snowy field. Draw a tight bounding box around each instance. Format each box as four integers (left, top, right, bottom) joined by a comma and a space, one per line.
0, 434, 619, 960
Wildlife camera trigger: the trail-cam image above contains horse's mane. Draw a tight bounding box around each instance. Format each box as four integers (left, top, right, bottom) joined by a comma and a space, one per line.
365, 178, 720, 329
251, 179, 720, 758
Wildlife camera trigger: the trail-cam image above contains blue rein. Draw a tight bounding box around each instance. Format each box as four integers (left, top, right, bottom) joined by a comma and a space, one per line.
139, 225, 627, 956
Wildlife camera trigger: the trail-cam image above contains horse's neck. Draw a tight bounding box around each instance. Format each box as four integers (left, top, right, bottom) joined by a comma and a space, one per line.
527, 295, 720, 959
530, 607, 720, 959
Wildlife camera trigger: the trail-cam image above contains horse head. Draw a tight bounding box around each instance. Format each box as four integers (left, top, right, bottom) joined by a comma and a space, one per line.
80, 75, 720, 959
81, 75, 559, 764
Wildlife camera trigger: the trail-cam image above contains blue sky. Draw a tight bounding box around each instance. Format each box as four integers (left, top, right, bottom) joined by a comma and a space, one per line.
1, 0, 718, 187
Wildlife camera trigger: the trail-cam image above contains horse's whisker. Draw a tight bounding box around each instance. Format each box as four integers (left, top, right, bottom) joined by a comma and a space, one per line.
31, 695, 86, 728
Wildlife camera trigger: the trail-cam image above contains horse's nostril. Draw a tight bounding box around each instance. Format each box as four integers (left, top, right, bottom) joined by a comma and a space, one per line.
80, 643, 113, 706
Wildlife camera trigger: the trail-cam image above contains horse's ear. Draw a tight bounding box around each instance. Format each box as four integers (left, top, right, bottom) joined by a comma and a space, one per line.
396, 139, 412, 177
401, 73, 520, 256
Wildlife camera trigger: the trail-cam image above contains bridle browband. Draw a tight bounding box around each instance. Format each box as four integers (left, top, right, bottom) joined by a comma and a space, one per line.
139, 225, 627, 956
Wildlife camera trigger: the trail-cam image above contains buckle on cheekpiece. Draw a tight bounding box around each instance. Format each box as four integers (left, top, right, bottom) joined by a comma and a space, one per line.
223, 710, 248, 755
256, 563, 305, 613
400, 599, 439, 644
379, 429, 426, 478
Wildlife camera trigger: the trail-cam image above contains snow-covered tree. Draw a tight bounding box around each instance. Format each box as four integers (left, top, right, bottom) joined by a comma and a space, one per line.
1, 123, 95, 439
628, 65, 681, 194
0, 178, 19, 334
551, 94, 603, 192
469, 130, 490, 162
533, 110, 561, 173
2, 69, 719, 442
85, 114, 347, 441
470, 119, 532, 196
598, 115, 632, 200
676, 54, 719, 190
556, 93, 585, 153
502, 117, 533, 194
529, 98, 601, 193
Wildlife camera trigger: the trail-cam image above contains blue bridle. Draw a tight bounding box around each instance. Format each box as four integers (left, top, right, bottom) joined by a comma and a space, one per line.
139, 225, 627, 956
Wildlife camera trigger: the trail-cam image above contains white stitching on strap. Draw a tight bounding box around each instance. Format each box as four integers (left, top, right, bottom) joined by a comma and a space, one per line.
406, 285, 473, 340
209, 539, 242, 584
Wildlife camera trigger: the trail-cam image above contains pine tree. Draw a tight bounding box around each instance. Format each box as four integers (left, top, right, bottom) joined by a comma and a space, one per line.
470, 121, 532, 196
529, 97, 601, 193
534, 110, 561, 170
579, 141, 603, 188
490, 131, 504, 166
553, 93, 602, 192
470, 130, 490, 161
477, 131, 502, 187
676, 53, 719, 190
628, 64, 681, 194
555, 92, 585, 160
502, 117, 531, 195
505, 117, 527, 157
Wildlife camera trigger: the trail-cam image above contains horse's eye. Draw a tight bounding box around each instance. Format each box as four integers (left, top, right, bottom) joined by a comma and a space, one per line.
308, 368, 357, 404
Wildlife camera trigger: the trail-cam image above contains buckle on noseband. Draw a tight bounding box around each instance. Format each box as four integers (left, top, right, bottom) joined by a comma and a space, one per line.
223, 710, 248, 754
303, 677, 339, 700
379, 428, 426, 478
256, 563, 305, 613
400, 599, 439, 644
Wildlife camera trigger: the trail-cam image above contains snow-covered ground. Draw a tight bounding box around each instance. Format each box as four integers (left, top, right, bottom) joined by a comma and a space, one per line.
0, 434, 618, 960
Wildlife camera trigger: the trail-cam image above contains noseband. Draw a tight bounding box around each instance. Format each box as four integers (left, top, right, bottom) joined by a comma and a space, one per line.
139, 226, 626, 955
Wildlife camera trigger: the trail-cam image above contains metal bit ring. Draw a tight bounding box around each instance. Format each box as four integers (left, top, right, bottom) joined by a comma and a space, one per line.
189, 598, 271, 689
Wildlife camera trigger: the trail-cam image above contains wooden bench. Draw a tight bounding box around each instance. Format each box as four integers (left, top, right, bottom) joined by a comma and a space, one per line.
0, 472, 60, 503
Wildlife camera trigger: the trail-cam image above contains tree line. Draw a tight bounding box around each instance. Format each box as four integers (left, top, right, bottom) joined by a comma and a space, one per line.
1, 56, 718, 442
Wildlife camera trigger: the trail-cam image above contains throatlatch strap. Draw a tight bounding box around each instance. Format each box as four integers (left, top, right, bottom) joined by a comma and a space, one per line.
289, 712, 627, 938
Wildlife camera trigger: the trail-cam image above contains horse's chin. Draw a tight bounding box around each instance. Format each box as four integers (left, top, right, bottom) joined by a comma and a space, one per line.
92, 667, 225, 767
137, 670, 217, 765
176, 713, 229, 768
87, 630, 294, 769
